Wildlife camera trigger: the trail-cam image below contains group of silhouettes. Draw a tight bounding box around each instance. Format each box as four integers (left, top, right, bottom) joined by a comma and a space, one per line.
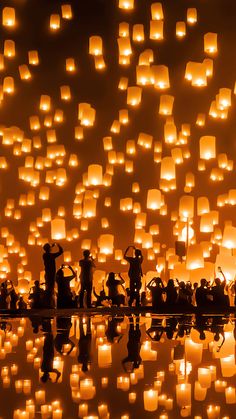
0, 242, 235, 311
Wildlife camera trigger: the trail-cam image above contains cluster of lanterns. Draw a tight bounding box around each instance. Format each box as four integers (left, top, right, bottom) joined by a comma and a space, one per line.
0, 0, 236, 294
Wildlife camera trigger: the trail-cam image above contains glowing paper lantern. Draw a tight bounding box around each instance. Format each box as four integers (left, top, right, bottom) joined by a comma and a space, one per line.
143, 389, 158, 412
200, 136, 216, 160
50, 14, 60, 30
119, 0, 134, 10
204, 32, 218, 55
147, 189, 162, 210
98, 234, 114, 254
132, 24, 144, 42
61, 4, 73, 19
28, 50, 39, 65
2, 7, 15, 27
186, 244, 204, 270
127, 86, 142, 106
89, 36, 103, 56
222, 226, 236, 249
118, 37, 132, 56
176, 21, 186, 38
150, 20, 164, 40
151, 3, 164, 20
179, 195, 194, 219
187, 8, 197, 24
159, 95, 174, 115
3, 77, 14, 94
176, 384, 191, 407
4, 40, 15, 57
88, 165, 103, 185
160, 157, 175, 180
51, 218, 66, 240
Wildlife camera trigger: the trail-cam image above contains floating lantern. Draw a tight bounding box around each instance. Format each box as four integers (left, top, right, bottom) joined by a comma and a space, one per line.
159, 95, 174, 115
186, 244, 204, 270
88, 164, 103, 185
61, 4, 72, 19
133, 24, 144, 42
118, 37, 132, 56
50, 14, 60, 30
187, 8, 197, 24
150, 20, 164, 40
204, 32, 218, 55
147, 189, 162, 210
127, 86, 142, 106
176, 21, 186, 38
143, 389, 158, 411
200, 136, 216, 160
2, 7, 16, 27
119, 0, 134, 10
51, 218, 66, 240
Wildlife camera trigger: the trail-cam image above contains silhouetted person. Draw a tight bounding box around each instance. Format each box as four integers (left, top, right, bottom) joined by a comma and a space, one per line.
177, 281, 192, 308
124, 246, 143, 307
18, 296, 27, 310
29, 280, 45, 309
78, 317, 92, 372
165, 279, 178, 307
56, 265, 76, 308
147, 277, 165, 311
79, 250, 95, 308
211, 270, 229, 308
54, 316, 75, 355
40, 319, 61, 383
0, 282, 8, 309
7, 280, 18, 309
146, 317, 164, 341
122, 315, 141, 372
196, 278, 210, 309
43, 242, 63, 307
93, 286, 110, 307
106, 272, 125, 306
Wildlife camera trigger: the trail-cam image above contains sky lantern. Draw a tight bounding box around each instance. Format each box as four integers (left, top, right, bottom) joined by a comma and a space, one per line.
143, 389, 158, 411
132, 24, 145, 42
147, 189, 162, 210
61, 4, 73, 20
117, 37, 132, 56
127, 86, 142, 106
160, 157, 175, 180
150, 20, 164, 40
222, 225, 236, 249
152, 65, 170, 89
197, 197, 210, 215
204, 32, 218, 55
179, 195, 194, 219
119, 0, 134, 10
3, 77, 14, 94
136, 65, 152, 85
98, 234, 114, 254
186, 244, 204, 270
50, 14, 60, 30
187, 8, 197, 24
89, 36, 103, 56
2, 7, 16, 27
28, 50, 39, 65
159, 95, 174, 115
51, 218, 66, 240
151, 2, 164, 20
137, 132, 153, 149
200, 136, 216, 160
119, 22, 129, 37
176, 21, 186, 38
4, 40, 15, 57
19, 65, 31, 80
191, 63, 207, 86
164, 122, 177, 144
217, 88, 231, 109
88, 164, 103, 185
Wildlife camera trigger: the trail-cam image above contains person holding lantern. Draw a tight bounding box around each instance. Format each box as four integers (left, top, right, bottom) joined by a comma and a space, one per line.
124, 246, 143, 307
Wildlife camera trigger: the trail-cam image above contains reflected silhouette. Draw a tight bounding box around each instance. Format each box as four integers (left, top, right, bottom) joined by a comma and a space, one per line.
54, 316, 75, 355
122, 315, 141, 372
40, 318, 61, 383
105, 316, 124, 343
77, 316, 92, 372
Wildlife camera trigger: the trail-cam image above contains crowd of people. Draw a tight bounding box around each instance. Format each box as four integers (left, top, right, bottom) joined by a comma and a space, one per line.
0, 242, 235, 311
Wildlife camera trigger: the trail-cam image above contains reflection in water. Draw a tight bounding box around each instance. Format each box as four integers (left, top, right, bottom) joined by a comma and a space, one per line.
0, 314, 236, 417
